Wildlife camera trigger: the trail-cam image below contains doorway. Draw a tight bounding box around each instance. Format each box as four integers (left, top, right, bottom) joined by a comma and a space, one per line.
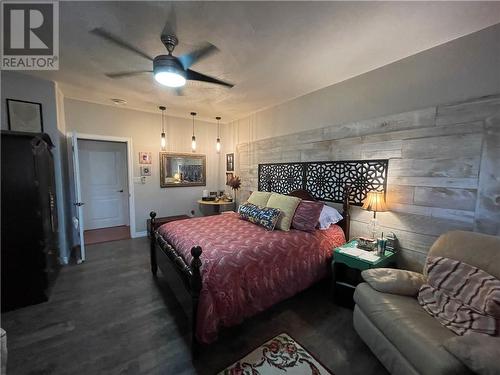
78, 139, 130, 244
70, 133, 135, 261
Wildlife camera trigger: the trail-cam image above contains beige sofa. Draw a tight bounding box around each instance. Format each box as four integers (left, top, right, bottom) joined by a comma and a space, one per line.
353, 230, 500, 375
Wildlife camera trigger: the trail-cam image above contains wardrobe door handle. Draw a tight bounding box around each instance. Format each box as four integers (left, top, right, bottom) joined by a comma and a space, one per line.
117, 189, 124, 193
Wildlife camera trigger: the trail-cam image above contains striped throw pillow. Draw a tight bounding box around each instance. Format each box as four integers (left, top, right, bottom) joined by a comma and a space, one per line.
418, 256, 500, 336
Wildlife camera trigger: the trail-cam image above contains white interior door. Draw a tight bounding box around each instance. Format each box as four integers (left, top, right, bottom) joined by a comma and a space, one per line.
71, 132, 86, 261
78, 140, 129, 230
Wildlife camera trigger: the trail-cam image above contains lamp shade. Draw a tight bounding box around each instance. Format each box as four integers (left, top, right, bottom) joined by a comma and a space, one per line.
362, 191, 387, 213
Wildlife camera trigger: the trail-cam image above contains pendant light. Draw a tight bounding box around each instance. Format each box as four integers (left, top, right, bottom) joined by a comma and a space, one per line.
215, 116, 221, 153
159, 106, 166, 150
190, 112, 197, 152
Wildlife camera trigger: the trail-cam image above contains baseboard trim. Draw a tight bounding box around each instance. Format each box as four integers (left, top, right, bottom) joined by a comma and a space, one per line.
133, 231, 148, 238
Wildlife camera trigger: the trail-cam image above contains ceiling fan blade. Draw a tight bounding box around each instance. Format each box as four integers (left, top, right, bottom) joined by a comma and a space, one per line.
161, 4, 177, 38
178, 42, 219, 70
186, 69, 234, 88
90, 28, 154, 61
105, 70, 152, 79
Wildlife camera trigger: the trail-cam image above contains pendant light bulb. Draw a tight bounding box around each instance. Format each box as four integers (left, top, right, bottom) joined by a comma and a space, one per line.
191, 135, 197, 152
190, 112, 197, 153
215, 116, 222, 154
160, 132, 166, 149
159, 106, 167, 151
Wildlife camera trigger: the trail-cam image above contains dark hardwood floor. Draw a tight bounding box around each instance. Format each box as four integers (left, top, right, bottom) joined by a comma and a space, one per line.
2, 237, 387, 375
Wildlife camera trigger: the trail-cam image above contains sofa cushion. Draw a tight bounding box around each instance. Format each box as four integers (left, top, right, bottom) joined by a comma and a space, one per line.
354, 283, 470, 375
444, 333, 500, 375
361, 268, 426, 297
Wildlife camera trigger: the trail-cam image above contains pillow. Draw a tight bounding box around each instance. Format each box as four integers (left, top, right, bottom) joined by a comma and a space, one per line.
266, 193, 301, 231
418, 256, 500, 336
444, 333, 500, 375
361, 268, 427, 297
318, 205, 343, 229
292, 200, 323, 231
238, 202, 281, 231
247, 191, 272, 207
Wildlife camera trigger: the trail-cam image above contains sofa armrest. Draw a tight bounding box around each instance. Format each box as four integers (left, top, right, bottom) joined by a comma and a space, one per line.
361, 268, 426, 297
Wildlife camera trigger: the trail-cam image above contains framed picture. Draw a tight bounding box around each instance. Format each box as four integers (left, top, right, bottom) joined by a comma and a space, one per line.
139, 152, 152, 164
140, 166, 151, 176
7, 99, 43, 133
226, 153, 234, 171
226, 172, 234, 185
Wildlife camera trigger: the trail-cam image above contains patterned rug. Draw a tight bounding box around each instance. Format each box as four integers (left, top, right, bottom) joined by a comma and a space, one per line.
219, 333, 333, 375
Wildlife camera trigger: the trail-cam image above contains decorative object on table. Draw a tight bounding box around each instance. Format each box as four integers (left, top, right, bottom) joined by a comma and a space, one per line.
357, 236, 377, 251
361, 190, 387, 239
226, 152, 234, 171
7, 99, 43, 133
159, 152, 206, 187
159, 106, 167, 151
219, 333, 333, 375
215, 116, 222, 153
190, 112, 197, 152
225, 172, 234, 185
385, 232, 398, 252
376, 234, 387, 256
139, 152, 152, 164
228, 175, 241, 202
140, 166, 151, 176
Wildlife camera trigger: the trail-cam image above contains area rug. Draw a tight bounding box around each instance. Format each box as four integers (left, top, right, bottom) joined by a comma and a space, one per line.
219, 333, 333, 375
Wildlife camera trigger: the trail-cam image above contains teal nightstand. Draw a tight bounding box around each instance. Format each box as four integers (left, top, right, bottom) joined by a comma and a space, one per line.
331, 239, 396, 303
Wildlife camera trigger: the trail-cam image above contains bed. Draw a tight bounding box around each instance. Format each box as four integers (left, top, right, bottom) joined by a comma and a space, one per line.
149, 189, 350, 352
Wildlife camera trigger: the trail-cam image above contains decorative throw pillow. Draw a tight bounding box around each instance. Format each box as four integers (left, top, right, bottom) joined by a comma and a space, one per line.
361, 268, 427, 297
418, 256, 500, 336
266, 193, 301, 231
292, 200, 323, 231
238, 202, 281, 231
247, 191, 272, 207
318, 205, 343, 229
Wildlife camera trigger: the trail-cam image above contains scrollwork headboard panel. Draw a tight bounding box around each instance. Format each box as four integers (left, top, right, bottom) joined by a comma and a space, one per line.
258, 159, 388, 206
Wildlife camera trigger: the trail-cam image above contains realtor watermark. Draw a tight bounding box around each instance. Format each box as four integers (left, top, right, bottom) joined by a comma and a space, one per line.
1, 1, 59, 70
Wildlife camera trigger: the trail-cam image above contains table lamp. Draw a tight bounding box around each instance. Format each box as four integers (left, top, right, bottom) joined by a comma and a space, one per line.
362, 191, 387, 239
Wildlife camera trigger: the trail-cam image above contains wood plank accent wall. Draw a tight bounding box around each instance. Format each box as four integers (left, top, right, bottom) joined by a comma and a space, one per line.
235, 95, 500, 271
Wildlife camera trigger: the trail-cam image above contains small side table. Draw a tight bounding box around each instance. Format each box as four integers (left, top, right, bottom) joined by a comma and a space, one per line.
331, 239, 396, 304
197, 199, 236, 215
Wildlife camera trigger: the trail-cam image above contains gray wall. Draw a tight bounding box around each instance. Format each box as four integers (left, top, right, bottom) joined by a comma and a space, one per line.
225, 23, 500, 145
64, 98, 225, 235
224, 24, 500, 271
1, 71, 71, 262
234, 96, 500, 271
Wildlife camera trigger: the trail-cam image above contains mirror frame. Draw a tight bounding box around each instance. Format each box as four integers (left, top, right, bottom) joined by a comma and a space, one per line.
159, 152, 207, 188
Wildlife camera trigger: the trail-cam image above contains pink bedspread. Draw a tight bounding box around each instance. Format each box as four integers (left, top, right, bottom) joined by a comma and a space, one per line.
157, 212, 345, 344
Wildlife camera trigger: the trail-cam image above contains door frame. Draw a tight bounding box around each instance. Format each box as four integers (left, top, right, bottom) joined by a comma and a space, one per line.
68, 132, 137, 239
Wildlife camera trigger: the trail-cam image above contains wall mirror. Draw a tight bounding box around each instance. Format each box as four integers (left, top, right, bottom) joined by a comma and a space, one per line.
160, 152, 206, 188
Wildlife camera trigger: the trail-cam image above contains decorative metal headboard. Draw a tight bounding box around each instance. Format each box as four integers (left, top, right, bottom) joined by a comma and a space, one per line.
258, 160, 389, 206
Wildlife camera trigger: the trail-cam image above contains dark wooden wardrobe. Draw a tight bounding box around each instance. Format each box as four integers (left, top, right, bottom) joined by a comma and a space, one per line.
1, 131, 60, 312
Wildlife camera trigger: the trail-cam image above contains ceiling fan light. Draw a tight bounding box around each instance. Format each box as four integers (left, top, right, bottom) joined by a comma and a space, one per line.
154, 71, 186, 87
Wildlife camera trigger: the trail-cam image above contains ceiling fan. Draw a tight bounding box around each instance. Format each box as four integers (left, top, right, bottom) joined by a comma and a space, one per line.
89, 16, 234, 89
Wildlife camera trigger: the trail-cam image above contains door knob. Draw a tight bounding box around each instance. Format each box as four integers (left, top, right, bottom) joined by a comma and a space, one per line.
75, 202, 85, 207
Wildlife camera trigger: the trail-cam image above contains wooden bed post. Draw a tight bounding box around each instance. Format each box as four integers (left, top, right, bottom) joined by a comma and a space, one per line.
190, 245, 202, 355
149, 211, 158, 276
